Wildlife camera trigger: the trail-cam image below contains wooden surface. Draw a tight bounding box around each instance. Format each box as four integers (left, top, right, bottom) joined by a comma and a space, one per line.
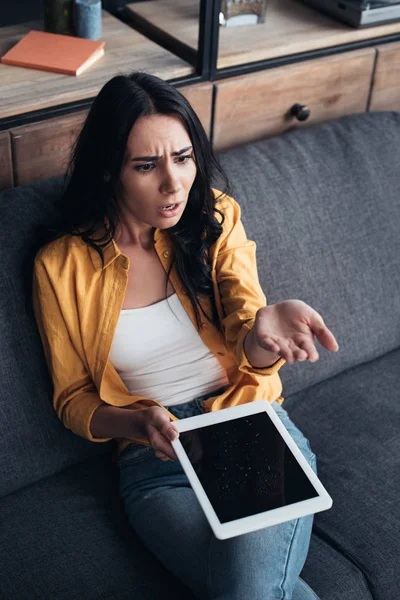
0, 131, 13, 190
8, 82, 212, 187
179, 82, 213, 138
125, 0, 400, 69
0, 10, 193, 120
10, 111, 88, 186
369, 41, 400, 111
213, 48, 375, 150
126, 1, 199, 51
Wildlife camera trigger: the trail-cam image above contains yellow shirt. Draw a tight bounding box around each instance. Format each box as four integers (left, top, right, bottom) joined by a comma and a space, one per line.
32, 190, 286, 455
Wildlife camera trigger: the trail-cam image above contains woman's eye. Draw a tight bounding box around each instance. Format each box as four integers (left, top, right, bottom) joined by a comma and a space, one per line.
176, 155, 192, 164
135, 155, 191, 173
135, 163, 155, 173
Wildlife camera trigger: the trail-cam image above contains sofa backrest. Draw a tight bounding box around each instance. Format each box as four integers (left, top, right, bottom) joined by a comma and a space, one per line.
1, 111, 399, 497
218, 111, 400, 399
0, 179, 112, 499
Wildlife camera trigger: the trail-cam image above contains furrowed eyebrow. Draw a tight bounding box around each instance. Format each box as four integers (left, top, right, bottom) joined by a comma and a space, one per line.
131, 146, 193, 162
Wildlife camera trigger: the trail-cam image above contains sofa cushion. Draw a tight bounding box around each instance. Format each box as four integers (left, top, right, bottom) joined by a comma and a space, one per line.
304, 535, 373, 600
283, 346, 400, 600
218, 111, 400, 398
0, 178, 113, 499
0, 451, 372, 600
0, 452, 195, 600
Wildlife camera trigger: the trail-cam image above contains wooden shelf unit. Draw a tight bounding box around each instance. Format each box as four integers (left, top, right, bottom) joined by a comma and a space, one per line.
0, 10, 194, 122
1, 3, 400, 190
125, 0, 400, 70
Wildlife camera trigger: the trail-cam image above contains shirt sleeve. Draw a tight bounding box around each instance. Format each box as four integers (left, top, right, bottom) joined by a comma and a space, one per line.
32, 255, 112, 443
215, 195, 286, 376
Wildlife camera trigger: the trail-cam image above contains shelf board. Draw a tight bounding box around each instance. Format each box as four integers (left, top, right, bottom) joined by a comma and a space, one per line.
125, 0, 400, 69
125, 1, 199, 52
0, 10, 194, 120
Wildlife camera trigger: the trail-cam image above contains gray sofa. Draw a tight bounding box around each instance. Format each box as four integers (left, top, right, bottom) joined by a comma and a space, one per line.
1, 111, 399, 600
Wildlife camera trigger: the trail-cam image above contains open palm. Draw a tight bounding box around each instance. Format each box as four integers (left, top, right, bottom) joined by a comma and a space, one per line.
254, 299, 339, 364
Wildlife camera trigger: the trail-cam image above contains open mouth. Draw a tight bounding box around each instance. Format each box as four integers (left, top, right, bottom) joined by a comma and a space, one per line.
159, 203, 179, 211
156, 202, 182, 218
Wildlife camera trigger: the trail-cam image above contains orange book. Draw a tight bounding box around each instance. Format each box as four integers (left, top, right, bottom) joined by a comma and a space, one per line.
0, 30, 105, 76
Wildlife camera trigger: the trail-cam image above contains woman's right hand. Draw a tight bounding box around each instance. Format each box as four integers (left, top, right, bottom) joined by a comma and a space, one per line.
141, 406, 180, 462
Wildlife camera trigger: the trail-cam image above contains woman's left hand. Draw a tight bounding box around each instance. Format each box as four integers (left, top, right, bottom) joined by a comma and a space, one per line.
254, 300, 339, 364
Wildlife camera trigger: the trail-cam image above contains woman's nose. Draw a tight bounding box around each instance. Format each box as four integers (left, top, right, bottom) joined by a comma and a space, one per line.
160, 165, 182, 195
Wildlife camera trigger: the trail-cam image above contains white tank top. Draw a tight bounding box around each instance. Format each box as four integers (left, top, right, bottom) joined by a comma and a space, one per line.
109, 292, 230, 407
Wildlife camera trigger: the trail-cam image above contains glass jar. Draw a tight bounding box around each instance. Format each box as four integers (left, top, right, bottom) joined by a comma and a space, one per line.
43, 0, 74, 35
220, 0, 268, 27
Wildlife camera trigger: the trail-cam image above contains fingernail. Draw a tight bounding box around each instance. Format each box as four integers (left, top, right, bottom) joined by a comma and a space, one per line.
169, 430, 178, 441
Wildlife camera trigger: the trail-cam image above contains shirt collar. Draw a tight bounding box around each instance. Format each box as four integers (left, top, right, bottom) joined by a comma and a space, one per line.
88, 224, 167, 270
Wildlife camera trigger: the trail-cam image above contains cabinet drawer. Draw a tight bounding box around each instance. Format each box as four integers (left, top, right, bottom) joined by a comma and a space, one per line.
180, 83, 213, 139
11, 111, 88, 187
213, 48, 375, 151
0, 131, 13, 191
369, 41, 400, 112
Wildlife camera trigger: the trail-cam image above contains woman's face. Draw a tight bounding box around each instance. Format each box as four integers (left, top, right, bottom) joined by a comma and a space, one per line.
117, 113, 197, 240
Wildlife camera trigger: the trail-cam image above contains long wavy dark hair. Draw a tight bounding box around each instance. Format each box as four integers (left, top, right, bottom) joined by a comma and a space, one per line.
38, 71, 231, 332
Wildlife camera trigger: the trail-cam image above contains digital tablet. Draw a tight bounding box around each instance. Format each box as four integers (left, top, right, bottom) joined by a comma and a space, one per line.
171, 400, 332, 540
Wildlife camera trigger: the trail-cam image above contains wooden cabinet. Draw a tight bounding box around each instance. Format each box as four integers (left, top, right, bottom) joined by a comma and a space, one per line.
11, 111, 88, 187
0, 131, 13, 190
213, 48, 376, 151
369, 41, 400, 112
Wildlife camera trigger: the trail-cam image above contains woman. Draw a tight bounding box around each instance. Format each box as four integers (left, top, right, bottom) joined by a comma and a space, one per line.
32, 71, 339, 600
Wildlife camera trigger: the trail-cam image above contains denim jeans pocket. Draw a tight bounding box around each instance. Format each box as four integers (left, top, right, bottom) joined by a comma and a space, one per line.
118, 443, 154, 468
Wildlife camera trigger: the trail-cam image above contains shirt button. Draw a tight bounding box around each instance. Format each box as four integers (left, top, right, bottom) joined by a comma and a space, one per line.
163, 250, 170, 258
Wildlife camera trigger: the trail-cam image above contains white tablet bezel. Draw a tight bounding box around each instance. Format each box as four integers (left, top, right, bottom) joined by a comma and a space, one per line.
171, 400, 332, 540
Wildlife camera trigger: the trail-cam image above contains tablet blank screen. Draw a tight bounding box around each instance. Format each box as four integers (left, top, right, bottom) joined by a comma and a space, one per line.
179, 412, 319, 523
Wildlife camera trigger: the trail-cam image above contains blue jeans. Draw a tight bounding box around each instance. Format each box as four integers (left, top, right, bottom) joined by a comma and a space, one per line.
118, 387, 320, 600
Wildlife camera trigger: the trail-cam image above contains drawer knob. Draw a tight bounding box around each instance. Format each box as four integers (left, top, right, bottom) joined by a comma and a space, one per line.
290, 103, 311, 122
